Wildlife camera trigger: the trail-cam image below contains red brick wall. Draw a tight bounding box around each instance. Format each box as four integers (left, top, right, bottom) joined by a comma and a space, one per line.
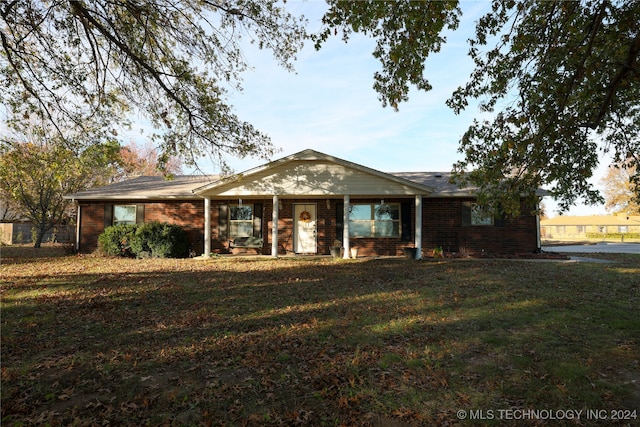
230, 198, 416, 256
423, 198, 539, 256
145, 201, 205, 252
78, 204, 105, 252
77, 197, 539, 256
78, 200, 206, 254
209, 199, 321, 255
338, 198, 413, 257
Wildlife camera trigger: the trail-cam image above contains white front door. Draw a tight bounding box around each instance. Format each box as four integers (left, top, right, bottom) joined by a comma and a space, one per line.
294, 204, 317, 254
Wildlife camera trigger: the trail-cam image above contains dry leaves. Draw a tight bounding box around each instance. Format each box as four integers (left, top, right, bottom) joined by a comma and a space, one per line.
2, 246, 639, 425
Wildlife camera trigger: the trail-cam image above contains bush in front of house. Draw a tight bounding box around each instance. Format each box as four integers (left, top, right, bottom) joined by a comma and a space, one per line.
129, 221, 190, 258
98, 222, 189, 258
98, 224, 138, 257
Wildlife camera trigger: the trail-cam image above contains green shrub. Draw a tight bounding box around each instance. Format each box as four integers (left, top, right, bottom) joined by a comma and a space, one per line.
130, 221, 189, 258
99, 222, 189, 258
98, 224, 138, 257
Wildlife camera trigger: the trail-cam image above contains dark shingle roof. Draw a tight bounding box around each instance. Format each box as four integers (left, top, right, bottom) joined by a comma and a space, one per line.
389, 172, 475, 197
65, 172, 478, 200
65, 175, 217, 200
64, 148, 548, 200
66, 171, 549, 200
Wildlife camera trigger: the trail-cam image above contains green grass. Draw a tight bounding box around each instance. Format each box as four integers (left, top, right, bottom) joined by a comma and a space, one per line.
1, 245, 639, 426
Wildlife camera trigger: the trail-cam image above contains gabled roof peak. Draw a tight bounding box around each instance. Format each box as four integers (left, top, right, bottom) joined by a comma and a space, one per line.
193, 149, 435, 196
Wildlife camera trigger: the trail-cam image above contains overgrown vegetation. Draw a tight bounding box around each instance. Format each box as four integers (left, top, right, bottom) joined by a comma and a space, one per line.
98, 222, 189, 258
1, 246, 639, 426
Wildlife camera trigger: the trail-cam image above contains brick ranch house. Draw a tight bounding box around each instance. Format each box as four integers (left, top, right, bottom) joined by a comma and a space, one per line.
65, 149, 544, 258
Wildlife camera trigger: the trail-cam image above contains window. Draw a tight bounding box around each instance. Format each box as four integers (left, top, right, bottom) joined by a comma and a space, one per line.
462, 202, 497, 226
555, 225, 566, 234
471, 204, 494, 226
219, 204, 262, 240
229, 205, 253, 237
619, 226, 628, 233
113, 205, 137, 225
576, 226, 585, 233
349, 204, 400, 238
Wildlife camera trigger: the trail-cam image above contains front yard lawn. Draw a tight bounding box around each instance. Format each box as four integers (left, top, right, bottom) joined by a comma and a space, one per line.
2, 246, 639, 426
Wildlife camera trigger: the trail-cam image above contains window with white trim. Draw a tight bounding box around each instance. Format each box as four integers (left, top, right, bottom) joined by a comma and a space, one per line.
349, 204, 400, 238
113, 205, 137, 225
229, 205, 253, 237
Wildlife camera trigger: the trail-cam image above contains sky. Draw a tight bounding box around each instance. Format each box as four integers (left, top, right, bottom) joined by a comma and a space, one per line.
116, 1, 611, 217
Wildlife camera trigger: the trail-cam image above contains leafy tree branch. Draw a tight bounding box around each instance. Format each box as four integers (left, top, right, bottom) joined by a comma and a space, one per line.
1, 0, 307, 171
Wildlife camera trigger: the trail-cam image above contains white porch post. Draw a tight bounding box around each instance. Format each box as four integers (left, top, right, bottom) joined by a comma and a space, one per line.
204, 197, 211, 257
272, 195, 279, 257
535, 199, 541, 251
415, 195, 423, 260
343, 194, 350, 259
75, 203, 81, 252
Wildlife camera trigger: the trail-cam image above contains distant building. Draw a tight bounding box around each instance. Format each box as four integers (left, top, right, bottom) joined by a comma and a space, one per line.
540, 214, 640, 240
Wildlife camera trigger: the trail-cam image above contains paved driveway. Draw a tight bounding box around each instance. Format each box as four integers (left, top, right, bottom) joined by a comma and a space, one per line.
543, 242, 640, 254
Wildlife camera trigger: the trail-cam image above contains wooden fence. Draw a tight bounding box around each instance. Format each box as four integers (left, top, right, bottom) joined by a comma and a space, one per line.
0, 223, 75, 245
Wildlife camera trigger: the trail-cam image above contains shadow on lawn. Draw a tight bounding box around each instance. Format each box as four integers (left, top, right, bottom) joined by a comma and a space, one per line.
2, 253, 639, 426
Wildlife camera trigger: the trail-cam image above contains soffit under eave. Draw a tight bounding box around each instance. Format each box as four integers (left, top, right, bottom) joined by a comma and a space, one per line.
198, 188, 434, 197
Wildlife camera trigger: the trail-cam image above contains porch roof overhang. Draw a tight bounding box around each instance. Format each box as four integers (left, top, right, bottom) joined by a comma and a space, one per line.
193, 149, 435, 198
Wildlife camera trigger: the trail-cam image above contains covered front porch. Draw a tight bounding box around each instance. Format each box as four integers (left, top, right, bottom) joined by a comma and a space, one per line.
193, 150, 433, 259
201, 195, 425, 259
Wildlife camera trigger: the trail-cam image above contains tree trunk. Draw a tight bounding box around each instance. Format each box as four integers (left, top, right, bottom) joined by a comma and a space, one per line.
33, 223, 51, 248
